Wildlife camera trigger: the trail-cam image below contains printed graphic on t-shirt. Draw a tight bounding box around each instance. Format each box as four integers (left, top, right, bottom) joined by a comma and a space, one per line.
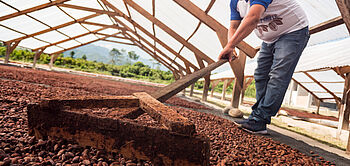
257, 14, 283, 35
233, 0, 308, 42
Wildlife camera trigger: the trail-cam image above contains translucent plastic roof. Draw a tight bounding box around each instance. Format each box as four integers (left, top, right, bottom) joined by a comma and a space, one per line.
0, 0, 348, 88
296, 37, 350, 72
207, 37, 350, 102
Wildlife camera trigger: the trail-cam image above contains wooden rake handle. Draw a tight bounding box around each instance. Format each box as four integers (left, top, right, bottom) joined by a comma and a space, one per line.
152, 59, 229, 102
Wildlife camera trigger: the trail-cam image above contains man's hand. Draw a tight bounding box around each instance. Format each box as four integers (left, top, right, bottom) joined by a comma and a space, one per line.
218, 46, 237, 62
218, 4, 265, 62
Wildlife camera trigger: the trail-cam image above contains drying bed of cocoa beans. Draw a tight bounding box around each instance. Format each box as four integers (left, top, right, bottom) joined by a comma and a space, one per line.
68, 107, 164, 128
0, 65, 333, 165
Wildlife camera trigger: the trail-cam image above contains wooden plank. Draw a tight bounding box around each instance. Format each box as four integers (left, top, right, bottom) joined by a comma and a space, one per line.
81, 21, 128, 32
103, 39, 134, 46
0, 0, 70, 21
8, 14, 100, 43
309, 16, 344, 34
205, 0, 216, 13
152, 59, 228, 102
151, 0, 156, 50
173, 0, 257, 58
95, 33, 130, 39
303, 72, 341, 103
37, 96, 140, 109
58, 3, 118, 16
335, 0, 350, 32
122, 0, 214, 64
28, 100, 209, 166
133, 92, 195, 135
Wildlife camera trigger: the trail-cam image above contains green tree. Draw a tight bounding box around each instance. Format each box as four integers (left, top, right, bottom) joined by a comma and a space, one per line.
70, 51, 75, 58
82, 54, 87, 60
133, 61, 145, 68
109, 48, 122, 65
127, 51, 139, 64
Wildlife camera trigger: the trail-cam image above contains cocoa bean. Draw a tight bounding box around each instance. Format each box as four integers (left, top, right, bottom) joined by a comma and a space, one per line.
72, 156, 80, 163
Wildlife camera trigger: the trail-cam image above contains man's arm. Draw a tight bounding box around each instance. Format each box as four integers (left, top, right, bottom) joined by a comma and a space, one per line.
219, 4, 266, 61
223, 20, 241, 61
228, 20, 240, 42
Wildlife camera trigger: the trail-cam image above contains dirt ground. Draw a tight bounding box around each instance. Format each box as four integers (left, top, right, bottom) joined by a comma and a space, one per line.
0, 64, 334, 165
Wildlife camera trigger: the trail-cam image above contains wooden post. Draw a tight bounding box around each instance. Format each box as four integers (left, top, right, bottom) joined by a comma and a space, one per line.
338, 74, 350, 130
210, 80, 220, 97
230, 50, 247, 108
337, 73, 350, 139
49, 54, 60, 70
347, 129, 350, 154
221, 79, 229, 100
241, 77, 253, 104
202, 75, 210, 101
4, 41, 20, 64
190, 83, 195, 97
287, 81, 294, 105
335, 0, 350, 32
306, 93, 312, 109
33, 48, 45, 69
315, 99, 321, 115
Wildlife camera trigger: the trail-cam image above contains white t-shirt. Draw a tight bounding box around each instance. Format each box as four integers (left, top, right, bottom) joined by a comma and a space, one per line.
231, 0, 309, 43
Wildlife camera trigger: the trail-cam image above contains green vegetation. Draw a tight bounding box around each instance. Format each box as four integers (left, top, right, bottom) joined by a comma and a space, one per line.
194, 79, 256, 98
0, 47, 174, 84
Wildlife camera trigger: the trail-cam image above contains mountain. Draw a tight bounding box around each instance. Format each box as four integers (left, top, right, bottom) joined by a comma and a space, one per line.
63, 44, 168, 71
63, 44, 111, 63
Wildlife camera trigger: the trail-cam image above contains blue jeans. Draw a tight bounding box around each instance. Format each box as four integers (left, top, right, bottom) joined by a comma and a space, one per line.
249, 26, 310, 124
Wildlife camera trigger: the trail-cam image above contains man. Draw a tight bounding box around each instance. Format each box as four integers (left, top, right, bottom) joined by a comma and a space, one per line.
218, 0, 310, 134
